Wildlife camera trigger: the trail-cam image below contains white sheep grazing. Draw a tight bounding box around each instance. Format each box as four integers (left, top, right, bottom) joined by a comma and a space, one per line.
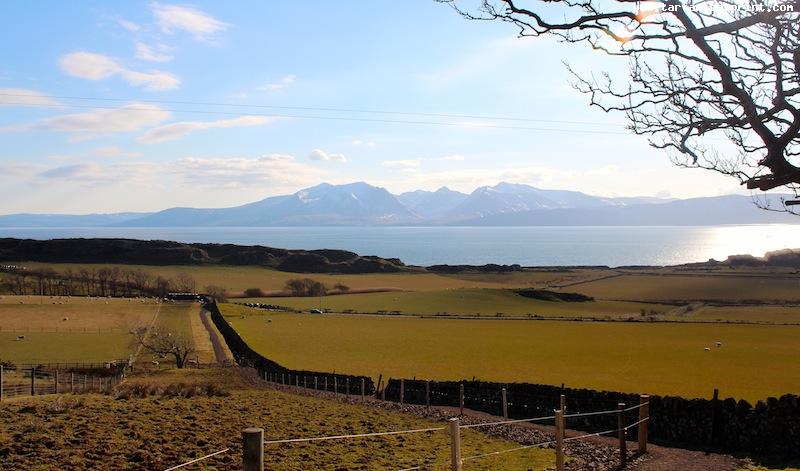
151, 360, 159, 365
704, 347, 711, 351
716, 342, 722, 347
63, 317, 69, 321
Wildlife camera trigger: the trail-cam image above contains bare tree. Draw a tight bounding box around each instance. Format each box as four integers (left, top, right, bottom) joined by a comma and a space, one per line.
134, 326, 195, 369
174, 272, 196, 293
439, 0, 800, 209
205, 285, 228, 302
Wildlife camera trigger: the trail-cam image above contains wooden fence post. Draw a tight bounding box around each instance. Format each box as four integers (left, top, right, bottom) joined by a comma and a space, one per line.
618, 403, 627, 467
281, 373, 285, 385
400, 379, 404, 404
324, 376, 328, 392
560, 394, 566, 414
555, 409, 565, 471
54, 370, 59, 394
242, 427, 264, 471
70, 373, 74, 393
376, 374, 383, 399
361, 378, 366, 401
449, 417, 462, 471
459, 383, 464, 416
346, 378, 350, 396
295, 375, 299, 387
710, 388, 720, 446
638, 394, 649, 454
314, 376, 318, 390
83, 375, 87, 391
502, 388, 508, 419
30, 368, 35, 396
0, 365, 3, 402
426, 380, 431, 409
304, 376, 307, 389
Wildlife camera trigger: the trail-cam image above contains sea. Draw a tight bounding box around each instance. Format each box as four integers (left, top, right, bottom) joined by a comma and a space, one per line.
2, 225, 799, 267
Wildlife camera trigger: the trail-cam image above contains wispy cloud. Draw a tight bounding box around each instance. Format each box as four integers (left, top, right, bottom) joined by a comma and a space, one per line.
59, 51, 180, 91
439, 155, 465, 161
92, 146, 142, 158
135, 42, 174, 63
152, 3, 228, 39
308, 149, 347, 163
351, 139, 376, 148
0, 88, 60, 107
173, 155, 326, 189
118, 19, 141, 32
138, 115, 276, 144
257, 74, 296, 91
2, 103, 170, 140
382, 159, 422, 169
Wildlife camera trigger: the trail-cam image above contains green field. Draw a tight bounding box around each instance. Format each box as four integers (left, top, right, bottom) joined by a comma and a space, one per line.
224, 305, 800, 402
0, 296, 159, 332
568, 274, 800, 302
15, 261, 599, 294
691, 305, 800, 323
0, 332, 135, 364
245, 288, 670, 318
0, 369, 553, 470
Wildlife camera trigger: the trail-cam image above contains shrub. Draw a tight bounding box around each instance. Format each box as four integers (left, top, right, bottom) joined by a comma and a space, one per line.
244, 287, 267, 297
284, 278, 327, 297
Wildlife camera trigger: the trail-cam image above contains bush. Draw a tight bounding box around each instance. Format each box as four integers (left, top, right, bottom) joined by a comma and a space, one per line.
112, 382, 230, 399
0, 359, 17, 370
333, 283, 350, 293
244, 287, 267, 297
284, 278, 327, 297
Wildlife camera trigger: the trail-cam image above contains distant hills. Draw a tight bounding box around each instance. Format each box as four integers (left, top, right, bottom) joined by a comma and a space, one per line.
1, 181, 797, 227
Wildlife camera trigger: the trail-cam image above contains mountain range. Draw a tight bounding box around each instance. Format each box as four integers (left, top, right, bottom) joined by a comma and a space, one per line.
1, 181, 797, 227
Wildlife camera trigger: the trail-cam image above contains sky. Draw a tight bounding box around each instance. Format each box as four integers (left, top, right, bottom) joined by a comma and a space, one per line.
0, 1, 747, 214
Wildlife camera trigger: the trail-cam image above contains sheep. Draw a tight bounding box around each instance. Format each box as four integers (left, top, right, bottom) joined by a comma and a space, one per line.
704, 347, 711, 351
16, 335, 25, 340
62, 317, 69, 321
151, 360, 159, 365
716, 341, 722, 347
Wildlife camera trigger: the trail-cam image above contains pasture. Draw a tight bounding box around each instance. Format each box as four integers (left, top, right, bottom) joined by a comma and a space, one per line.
0, 296, 161, 364
567, 274, 800, 303
0, 368, 553, 471
14, 261, 590, 294
244, 288, 670, 318
224, 305, 800, 402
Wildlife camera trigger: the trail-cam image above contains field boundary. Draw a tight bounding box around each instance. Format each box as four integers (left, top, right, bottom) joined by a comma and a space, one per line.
204, 297, 800, 458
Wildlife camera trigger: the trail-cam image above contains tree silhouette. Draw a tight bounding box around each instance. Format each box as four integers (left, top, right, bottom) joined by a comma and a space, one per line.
438, 0, 800, 209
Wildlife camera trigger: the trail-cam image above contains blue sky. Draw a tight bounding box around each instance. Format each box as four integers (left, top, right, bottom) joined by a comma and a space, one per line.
0, 1, 742, 214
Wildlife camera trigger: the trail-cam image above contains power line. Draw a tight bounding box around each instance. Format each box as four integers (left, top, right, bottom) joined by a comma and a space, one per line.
0, 100, 632, 135
0, 92, 624, 128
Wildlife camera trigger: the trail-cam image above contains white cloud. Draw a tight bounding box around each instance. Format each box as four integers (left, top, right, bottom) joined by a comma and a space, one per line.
439, 155, 465, 161
59, 51, 180, 91
308, 149, 347, 163
172, 155, 326, 189
2, 103, 170, 137
351, 139, 376, 148
33, 161, 157, 187
118, 19, 141, 32
0, 88, 60, 107
382, 159, 422, 169
92, 146, 142, 158
138, 115, 276, 144
152, 3, 228, 39
257, 75, 296, 91
135, 42, 174, 63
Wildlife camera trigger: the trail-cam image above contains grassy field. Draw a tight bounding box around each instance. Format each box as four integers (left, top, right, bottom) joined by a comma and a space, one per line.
689, 305, 800, 323
567, 274, 800, 302
0, 332, 135, 364
0, 296, 162, 364
0, 296, 159, 332
0, 369, 553, 470
14, 261, 594, 293
245, 288, 671, 318
224, 305, 800, 402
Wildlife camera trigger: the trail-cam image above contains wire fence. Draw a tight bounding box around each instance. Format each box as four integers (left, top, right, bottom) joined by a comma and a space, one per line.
0, 365, 126, 400
160, 375, 651, 471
